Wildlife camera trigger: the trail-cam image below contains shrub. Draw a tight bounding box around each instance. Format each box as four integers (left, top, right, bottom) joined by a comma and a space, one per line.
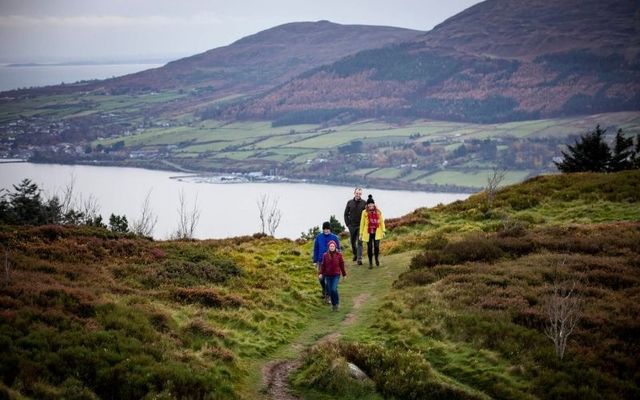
495, 237, 537, 257
424, 232, 449, 251
497, 218, 529, 237
170, 287, 243, 308
410, 234, 504, 269
395, 270, 438, 288
338, 341, 484, 400
154, 258, 242, 287
507, 194, 540, 210
292, 342, 377, 398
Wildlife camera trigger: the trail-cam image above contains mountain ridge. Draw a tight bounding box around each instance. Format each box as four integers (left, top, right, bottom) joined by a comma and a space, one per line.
223, 0, 640, 124
2, 20, 423, 99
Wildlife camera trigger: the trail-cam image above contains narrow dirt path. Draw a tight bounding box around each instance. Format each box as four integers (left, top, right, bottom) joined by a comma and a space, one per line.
256, 253, 412, 399
261, 294, 370, 399
262, 360, 302, 400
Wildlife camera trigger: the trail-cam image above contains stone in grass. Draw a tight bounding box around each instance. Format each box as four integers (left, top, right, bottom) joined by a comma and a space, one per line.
347, 362, 369, 381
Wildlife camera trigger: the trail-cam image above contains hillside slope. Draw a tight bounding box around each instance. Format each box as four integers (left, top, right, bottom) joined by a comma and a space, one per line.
229, 0, 640, 124
3, 21, 422, 98
1, 171, 639, 399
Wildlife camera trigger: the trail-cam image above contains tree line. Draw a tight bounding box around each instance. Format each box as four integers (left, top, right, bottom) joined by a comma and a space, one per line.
0, 179, 293, 240
0, 179, 198, 239
555, 125, 640, 173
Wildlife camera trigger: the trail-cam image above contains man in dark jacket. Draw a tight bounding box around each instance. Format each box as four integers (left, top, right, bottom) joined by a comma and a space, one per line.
343, 187, 366, 265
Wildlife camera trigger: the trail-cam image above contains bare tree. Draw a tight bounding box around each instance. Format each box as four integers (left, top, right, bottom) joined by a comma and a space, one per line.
131, 189, 158, 237
173, 189, 201, 239
257, 194, 282, 236
60, 174, 77, 216
544, 279, 582, 360
257, 194, 268, 234
486, 166, 507, 211
53, 175, 103, 225
267, 199, 282, 236
79, 194, 102, 223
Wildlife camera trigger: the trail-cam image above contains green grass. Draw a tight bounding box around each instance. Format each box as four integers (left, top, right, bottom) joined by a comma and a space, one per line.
347, 168, 379, 178
415, 170, 531, 187
398, 169, 429, 182
32, 98, 629, 190
366, 167, 404, 179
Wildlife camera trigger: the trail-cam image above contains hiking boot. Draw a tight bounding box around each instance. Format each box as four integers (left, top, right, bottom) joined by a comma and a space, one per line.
352, 255, 357, 262
325, 296, 332, 304
368, 262, 373, 269
375, 257, 380, 267
357, 260, 362, 265
332, 304, 339, 311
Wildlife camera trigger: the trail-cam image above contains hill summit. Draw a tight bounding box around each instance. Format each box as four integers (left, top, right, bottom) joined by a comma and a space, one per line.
225, 0, 640, 124
51, 21, 423, 98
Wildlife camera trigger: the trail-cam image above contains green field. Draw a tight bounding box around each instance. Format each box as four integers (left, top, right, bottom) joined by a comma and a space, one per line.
4, 87, 638, 190
415, 170, 533, 187
92, 110, 636, 189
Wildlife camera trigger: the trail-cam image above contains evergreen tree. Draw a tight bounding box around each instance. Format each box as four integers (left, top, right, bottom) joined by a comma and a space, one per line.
555, 125, 611, 172
328, 215, 345, 234
86, 215, 106, 229
44, 196, 63, 225
0, 189, 9, 223
300, 225, 320, 241
609, 129, 634, 171
108, 214, 129, 233
7, 179, 48, 225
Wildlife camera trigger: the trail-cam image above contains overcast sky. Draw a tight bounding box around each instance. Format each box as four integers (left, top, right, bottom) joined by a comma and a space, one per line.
0, 0, 482, 63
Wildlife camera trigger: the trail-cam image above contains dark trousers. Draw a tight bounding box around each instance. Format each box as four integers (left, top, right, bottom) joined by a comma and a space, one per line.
366, 233, 380, 264
348, 225, 363, 261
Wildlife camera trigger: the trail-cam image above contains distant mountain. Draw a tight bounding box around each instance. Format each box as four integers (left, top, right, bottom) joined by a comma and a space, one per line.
4, 21, 422, 98
227, 0, 640, 124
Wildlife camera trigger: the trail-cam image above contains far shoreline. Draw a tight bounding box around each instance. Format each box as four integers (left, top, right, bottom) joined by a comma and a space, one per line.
23, 158, 479, 194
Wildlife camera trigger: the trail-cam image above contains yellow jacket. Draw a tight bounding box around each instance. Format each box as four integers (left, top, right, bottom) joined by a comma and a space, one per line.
359, 208, 385, 241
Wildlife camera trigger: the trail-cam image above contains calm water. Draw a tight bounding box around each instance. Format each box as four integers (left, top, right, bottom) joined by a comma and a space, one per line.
0, 63, 164, 92
0, 163, 469, 239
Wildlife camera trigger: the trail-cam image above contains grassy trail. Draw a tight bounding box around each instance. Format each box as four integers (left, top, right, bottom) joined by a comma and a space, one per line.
241, 251, 415, 399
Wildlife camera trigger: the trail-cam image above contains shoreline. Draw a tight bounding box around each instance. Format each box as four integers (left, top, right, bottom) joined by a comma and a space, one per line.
24, 158, 480, 194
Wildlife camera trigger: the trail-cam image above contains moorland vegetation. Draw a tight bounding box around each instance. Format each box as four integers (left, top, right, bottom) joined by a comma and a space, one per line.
0, 169, 638, 399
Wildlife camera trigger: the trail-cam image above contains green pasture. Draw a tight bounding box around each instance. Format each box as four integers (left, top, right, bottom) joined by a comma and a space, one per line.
366, 167, 405, 179
251, 132, 319, 149
210, 150, 255, 160
415, 169, 532, 188
178, 141, 232, 152
288, 150, 322, 163
399, 169, 430, 182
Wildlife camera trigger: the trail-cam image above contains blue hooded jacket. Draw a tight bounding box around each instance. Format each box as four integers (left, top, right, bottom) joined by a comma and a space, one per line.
313, 232, 341, 264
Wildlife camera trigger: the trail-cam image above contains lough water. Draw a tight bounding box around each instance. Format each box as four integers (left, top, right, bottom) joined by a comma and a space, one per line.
0, 63, 164, 92
0, 162, 469, 239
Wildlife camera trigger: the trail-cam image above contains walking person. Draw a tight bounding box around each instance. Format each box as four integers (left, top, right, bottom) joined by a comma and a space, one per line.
359, 195, 385, 269
344, 187, 366, 265
319, 240, 347, 311
313, 221, 341, 303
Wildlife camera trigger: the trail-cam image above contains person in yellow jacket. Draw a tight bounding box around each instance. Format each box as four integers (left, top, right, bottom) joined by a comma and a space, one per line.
359, 194, 385, 269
